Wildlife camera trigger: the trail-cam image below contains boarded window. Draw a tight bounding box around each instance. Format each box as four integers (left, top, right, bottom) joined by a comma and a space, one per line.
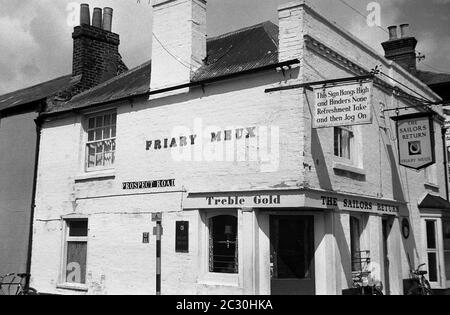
65, 220, 88, 284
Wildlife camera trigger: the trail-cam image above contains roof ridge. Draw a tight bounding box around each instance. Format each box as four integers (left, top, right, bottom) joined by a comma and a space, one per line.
49, 21, 281, 112
207, 20, 276, 42
418, 69, 450, 76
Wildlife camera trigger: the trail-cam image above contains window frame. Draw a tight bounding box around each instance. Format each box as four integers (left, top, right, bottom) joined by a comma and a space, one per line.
425, 219, 440, 284
419, 210, 450, 289
443, 219, 450, 286
424, 163, 439, 187
333, 125, 365, 176
419, 213, 449, 289
334, 126, 354, 162
208, 214, 239, 274
199, 210, 241, 286
350, 215, 362, 272
84, 110, 117, 173
60, 218, 89, 288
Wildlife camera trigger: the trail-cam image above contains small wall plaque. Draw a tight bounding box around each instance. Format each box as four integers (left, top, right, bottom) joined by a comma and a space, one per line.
142, 232, 150, 244
402, 218, 410, 239
175, 221, 189, 253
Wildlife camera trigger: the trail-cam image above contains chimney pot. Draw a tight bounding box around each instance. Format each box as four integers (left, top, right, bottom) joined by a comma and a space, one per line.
102, 7, 113, 32
400, 24, 410, 38
388, 26, 398, 40
92, 8, 103, 28
72, 7, 127, 94
80, 4, 91, 26
382, 24, 418, 74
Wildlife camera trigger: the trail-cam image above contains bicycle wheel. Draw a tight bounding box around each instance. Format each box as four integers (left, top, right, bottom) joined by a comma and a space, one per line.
423, 280, 433, 295
373, 287, 384, 295
19, 287, 38, 295
406, 283, 422, 295
0, 275, 7, 295
407, 285, 432, 295
0, 275, 20, 295
423, 288, 433, 295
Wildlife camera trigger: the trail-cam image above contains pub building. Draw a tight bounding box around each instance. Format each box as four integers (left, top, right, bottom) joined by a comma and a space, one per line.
29, 0, 450, 295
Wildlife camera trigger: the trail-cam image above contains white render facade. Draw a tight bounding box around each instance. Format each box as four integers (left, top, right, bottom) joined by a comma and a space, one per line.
30, 0, 450, 295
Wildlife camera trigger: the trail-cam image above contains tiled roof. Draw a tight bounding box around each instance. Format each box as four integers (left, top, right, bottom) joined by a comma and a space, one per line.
416, 70, 450, 86
47, 61, 152, 113
48, 21, 280, 113
418, 194, 450, 211
193, 21, 279, 81
0, 75, 81, 112
416, 70, 450, 102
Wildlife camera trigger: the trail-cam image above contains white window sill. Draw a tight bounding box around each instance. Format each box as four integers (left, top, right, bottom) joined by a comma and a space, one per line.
430, 282, 446, 290
424, 182, 440, 190
333, 162, 366, 176
197, 273, 239, 287
56, 283, 88, 292
74, 170, 116, 182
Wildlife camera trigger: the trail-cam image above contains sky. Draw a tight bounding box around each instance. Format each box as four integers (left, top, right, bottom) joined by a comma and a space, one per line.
0, 0, 449, 95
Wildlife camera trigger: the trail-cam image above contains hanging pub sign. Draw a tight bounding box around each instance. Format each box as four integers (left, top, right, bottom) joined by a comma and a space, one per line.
313, 80, 373, 128
392, 113, 435, 170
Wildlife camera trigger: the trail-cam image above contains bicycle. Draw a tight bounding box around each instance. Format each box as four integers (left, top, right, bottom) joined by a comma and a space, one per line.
0, 273, 38, 295
352, 271, 384, 295
406, 263, 433, 295
351, 250, 384, 295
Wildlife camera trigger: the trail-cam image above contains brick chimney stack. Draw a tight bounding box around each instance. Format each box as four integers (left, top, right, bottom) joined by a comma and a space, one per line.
381, 24, 418, 74
278, 0, 306, 64
72, 4, 127, 94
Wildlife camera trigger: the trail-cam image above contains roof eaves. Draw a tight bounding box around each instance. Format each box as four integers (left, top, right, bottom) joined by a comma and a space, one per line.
0, 74, 77, 112
41, 58, 300, 118
68, 60, 152, 103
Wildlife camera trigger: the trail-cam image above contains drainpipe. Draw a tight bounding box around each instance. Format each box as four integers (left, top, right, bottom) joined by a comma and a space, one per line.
25, 103, 43, 291
442, 127, 449, 201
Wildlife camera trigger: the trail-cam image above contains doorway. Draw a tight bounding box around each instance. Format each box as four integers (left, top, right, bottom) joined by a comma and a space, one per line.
270, 216, 315, 295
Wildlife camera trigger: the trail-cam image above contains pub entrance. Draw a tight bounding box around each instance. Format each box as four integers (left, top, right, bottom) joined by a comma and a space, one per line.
269, 215, 315, 295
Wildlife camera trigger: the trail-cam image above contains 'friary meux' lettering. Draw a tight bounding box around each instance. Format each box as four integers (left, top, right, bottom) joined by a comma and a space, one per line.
145, 127, 257, 151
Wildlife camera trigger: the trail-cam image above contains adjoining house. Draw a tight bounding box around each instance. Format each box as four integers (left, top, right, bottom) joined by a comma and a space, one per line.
29, 0, 450, 295
381, 24, 450, 290
0, 5, 126, 278
380, 24, 450, 104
